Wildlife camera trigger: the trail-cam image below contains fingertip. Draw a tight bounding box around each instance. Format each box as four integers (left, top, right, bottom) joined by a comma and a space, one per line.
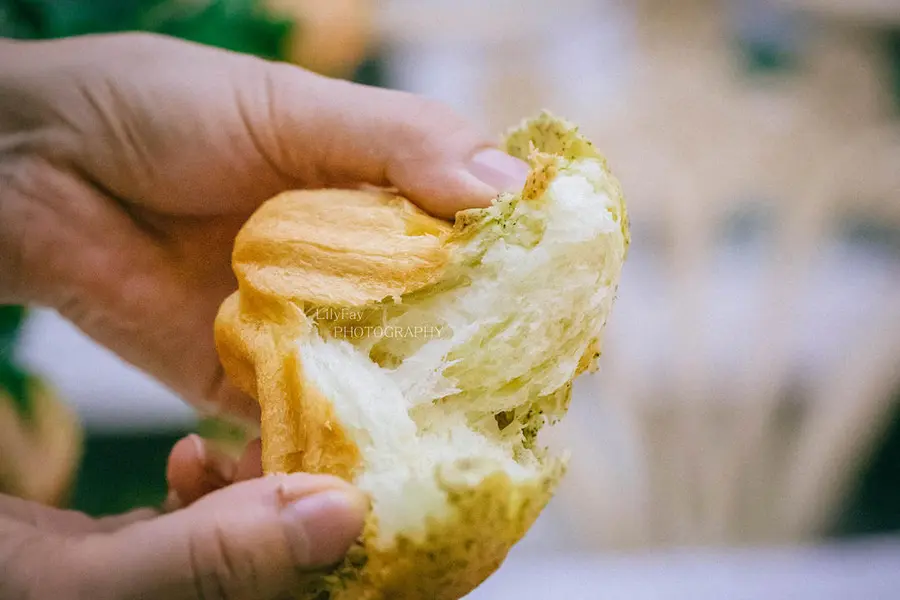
390, 147, 530, 221
162, 490, 183, 513
466, 148, 530, 196
270, 73, 529, 220
235, 437, 263, 482
281, 487, 368, 568
166, 434, 238, 506
165, 435, 204, 493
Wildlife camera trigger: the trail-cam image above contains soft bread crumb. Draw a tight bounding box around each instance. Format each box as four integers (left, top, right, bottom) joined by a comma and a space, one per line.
215, 111, 629, 600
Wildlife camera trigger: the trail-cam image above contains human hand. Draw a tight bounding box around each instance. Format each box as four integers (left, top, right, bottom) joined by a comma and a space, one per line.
0, 453, 367, 600
0, 33, 528, 422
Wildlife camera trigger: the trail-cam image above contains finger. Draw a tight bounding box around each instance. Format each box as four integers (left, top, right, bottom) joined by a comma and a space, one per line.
0, 493, 157, 534
86, 508, 160, 533
234, 438, 263, 482
0, 494, 99, 534
257, 64, 530, 219
165, 436, 262, 511
0, 500, 154, 599
166, 434, 239, 507
69, 473, 368, 600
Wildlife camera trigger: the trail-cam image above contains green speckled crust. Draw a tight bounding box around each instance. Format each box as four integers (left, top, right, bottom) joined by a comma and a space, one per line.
296, 460, 566, 600
503, 110, 605, 164
228, 111, 630, 600
454, 110, 630, 262
432, 111, 629, 419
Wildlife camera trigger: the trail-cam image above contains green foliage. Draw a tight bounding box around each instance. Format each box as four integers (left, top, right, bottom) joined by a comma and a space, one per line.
0, 305, 32, 421
0, 0, 387, 85
70, 430, 190, 516
350, 52, 387, 89
832, 392, 900, 538
888, 30, 900, 113
0, 305, 24, 358
740, 40, 796, 73
0, 363, 32, 422
0, 0, 294, 60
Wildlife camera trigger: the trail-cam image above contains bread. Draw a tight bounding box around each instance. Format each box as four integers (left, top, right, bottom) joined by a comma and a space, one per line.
214, 112, 629, 599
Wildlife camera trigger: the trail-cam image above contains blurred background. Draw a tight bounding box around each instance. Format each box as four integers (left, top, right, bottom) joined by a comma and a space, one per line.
2, 0, 900, 597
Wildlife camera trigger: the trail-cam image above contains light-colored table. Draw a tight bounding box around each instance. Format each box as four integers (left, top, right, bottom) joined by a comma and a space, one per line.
469, 537, 900, 599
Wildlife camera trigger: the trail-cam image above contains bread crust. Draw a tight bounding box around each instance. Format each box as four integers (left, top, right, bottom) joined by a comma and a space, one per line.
216, 189, 453, 476
215, 188, 563, 598
214, 113, 629, 599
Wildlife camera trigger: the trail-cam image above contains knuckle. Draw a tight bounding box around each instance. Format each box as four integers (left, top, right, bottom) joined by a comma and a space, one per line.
187, 520, 261, 600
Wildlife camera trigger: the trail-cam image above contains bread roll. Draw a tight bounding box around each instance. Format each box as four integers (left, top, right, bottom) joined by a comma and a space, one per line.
214, 112, 629, 599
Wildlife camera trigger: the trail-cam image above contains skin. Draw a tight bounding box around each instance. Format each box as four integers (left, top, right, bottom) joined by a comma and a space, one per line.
0, 33, 528, 599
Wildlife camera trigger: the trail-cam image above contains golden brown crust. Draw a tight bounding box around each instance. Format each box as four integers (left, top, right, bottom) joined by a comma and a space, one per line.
216, 294, 362, 477
216, 188, 456, 477
358, 465, 561, 600
296, 464, 564, 600
214, 186, 563, 599
232, 189, 453, 308
214, 111, 628, 599
214, 292, 259, 400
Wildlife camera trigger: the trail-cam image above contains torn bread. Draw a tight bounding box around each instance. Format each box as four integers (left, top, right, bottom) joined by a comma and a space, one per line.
214, 112, 629, 599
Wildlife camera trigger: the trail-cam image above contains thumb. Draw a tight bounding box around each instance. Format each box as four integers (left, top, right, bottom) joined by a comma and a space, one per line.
69, 474, 367, 600
260, 64, 530, 219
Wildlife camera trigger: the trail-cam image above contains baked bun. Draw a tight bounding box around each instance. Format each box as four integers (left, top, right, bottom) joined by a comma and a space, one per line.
214, 112, 629, 599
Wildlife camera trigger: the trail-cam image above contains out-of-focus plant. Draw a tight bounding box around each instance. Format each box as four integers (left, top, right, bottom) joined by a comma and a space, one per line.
0, 0, 379, 80
0, 0, 292, 58
0, 306, 30, 421
264, 0, 374, 78
0, 306, 82, 506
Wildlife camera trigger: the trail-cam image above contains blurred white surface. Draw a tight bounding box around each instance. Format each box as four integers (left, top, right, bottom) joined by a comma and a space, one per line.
468, 536, 900, 599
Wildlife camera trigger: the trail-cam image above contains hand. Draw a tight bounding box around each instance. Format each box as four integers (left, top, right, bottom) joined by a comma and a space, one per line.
0, 32, 528, 422
0, 448, 368, 600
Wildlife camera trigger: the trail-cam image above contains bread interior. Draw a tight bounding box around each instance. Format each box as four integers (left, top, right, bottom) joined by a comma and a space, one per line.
295, 158, 627, 544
